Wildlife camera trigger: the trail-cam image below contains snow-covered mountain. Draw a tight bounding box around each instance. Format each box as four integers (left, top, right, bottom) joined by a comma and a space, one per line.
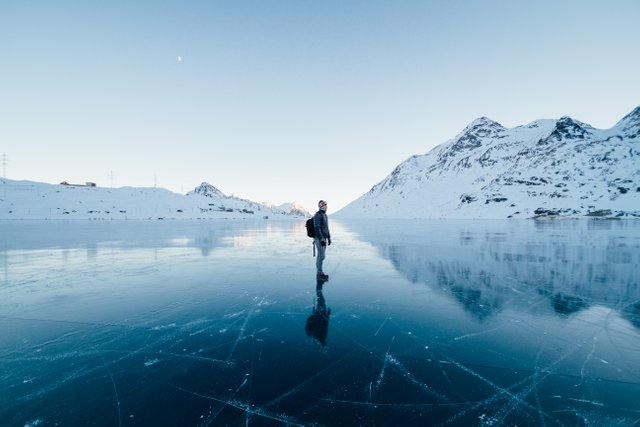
0, 179, 306, 220
337, 106, 640, 219
187, 182, 311, 217
265, 202, 311, 218
187, 182, 227, 199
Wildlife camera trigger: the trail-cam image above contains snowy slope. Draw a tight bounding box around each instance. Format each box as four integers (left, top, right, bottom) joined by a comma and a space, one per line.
337, 106, 640, 219
187, 183, 311, 217
265, 202, 311, 218
0, 180, 306, 220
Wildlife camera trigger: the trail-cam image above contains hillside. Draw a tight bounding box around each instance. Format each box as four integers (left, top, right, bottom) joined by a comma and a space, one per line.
336, 107, 640, 219
0, 179, 309, 220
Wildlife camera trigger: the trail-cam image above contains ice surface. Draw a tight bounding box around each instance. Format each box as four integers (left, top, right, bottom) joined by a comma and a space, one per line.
1, 219, 639, 425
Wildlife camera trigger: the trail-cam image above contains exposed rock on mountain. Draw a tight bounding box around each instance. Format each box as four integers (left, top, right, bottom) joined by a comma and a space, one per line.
187, 182, 226, 199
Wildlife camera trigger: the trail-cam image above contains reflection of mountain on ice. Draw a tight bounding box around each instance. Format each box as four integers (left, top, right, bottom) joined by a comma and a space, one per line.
344, 219, 640, 326
1, 220, 250, 257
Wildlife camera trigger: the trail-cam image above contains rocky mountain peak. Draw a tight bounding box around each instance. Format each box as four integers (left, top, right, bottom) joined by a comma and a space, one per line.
546, 116, 591, 141
462, 117, 505, 136
615, 105, 640, 137
448, 116, 505, 153
188, 182, 227, 198
621, 105, 640, 121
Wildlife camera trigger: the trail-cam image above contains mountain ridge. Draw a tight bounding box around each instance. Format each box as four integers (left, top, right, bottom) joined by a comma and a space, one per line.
336, 106, 640, 219
0, 179, 308, 220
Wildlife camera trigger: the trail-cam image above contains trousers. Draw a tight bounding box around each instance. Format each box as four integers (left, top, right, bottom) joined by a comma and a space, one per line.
314, 238, 326, 274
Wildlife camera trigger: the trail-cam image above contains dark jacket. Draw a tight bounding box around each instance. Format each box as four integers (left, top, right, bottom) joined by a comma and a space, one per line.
313, 210, 330, 241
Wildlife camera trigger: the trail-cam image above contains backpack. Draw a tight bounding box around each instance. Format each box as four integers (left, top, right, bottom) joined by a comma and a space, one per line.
305, 218, 315, 238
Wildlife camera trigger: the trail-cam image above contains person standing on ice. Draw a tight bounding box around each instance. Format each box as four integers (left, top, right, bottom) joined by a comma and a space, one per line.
313, 200, 331, 281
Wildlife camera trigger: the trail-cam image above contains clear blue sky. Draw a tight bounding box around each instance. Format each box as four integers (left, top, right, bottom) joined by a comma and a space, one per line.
2, 0, 639, 212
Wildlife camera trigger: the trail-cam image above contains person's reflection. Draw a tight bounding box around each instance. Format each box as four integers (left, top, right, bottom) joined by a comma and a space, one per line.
305, 279, 331, 346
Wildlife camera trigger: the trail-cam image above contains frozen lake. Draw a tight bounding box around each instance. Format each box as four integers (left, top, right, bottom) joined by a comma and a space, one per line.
1, 219, 639, 426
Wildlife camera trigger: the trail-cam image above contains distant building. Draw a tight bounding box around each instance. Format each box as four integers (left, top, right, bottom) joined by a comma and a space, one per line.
59, 181, 97, 187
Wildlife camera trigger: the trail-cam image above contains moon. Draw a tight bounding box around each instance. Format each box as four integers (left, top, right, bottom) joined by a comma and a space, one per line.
177, 56, 182, 62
